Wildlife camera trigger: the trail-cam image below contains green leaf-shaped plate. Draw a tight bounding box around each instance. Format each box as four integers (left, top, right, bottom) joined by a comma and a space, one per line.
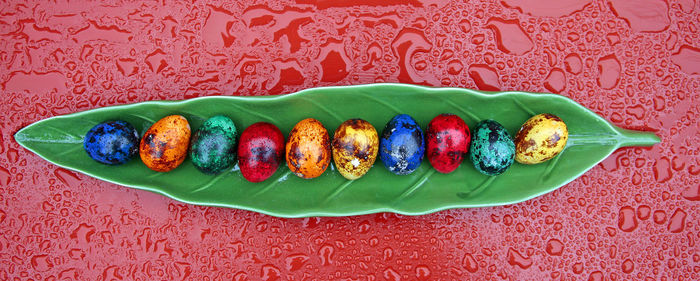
15, 83, 659, 217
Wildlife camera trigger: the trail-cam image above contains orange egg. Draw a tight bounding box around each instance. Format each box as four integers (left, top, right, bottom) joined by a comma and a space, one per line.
140, 115, 191, 172
286, 118, 331, 179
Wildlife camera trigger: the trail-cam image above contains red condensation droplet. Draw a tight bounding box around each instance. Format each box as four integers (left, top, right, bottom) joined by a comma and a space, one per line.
468, 64, 500, 91
597, 54, 621, 89
462, 253, 478, 273
500, 0, 591, 17
54, 168, 82, 188
667, 209, 687, 233
383, 267, 400, 281
653, 210, 667, 224
319, 244, 334, 266
618, 206, 637, 232
670, 45, 700, 75
564, 53, 582, 74
622, 259, 634, 273
544, 68, 566, 93
260, 264, 281, 281
653, 157, 672, 183
285, 254, 309, 271
681, 184, 700, 201
572, 262, 584, 274
485, 18, 534, 55
637, 205, 651, 220
607, 0, 670, 32
0, 165, 10, 186
588, 271, 603, 281
506, 248, 532, 269
30, 255, 53, 272
545, 239, 564, 256
415, 265, 431, 280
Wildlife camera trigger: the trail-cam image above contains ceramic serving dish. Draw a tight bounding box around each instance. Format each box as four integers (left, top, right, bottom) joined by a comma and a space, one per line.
15, 83, 660, 217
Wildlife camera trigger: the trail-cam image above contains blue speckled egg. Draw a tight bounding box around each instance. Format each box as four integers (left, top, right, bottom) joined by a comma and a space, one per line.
84, 120, 140, 165
469, 120, 515, 176
379, 114, 425, 175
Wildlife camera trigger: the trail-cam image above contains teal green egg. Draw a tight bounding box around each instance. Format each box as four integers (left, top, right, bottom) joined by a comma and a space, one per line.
469, 120, 515, 176
189, 115, 237, 174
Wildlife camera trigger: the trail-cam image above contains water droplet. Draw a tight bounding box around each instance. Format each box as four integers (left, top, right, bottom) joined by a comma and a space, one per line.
468, 65, 500, 91
70, 223, 95, 245
462, 253, 478, 273
30, 255, 53, 272
415, 265, 431, 280
546, 239, 564, 256
54, 168, 81, 188
0, 165, 10, 186
319, 244, 334, 265
678, 0, 695, 13
622, 259, 634, 273
667, 209, 686, 233
608, 0, 670, 32
653, 157, 672, 183
573, 262, 584, 274
597, 54, 621, 89
618, 206, 638, 232
681, 184, 699, 201
637, 205, 651, 220
653, 210, 667, 224
506, 248, 532, 269
285, 254, 309, 271
625, 105, 645, 120
588, 270, 604, 281
260, 264, 281, 281
486, 18, 534, 55
383, 267, 400, 281
606, 32, 620, 46
447, 60, 463, 75
670, 45, 700, 75
544, 68, 566, 93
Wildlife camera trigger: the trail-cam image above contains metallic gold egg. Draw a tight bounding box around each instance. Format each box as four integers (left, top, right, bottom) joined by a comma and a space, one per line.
332, 119, 379, 180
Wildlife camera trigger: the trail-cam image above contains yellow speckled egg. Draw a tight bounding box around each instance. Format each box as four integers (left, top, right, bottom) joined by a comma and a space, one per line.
140, 115, 191, 172
286, 118, 331, 179
514, 113, 568, 164
332, 119, 379, 180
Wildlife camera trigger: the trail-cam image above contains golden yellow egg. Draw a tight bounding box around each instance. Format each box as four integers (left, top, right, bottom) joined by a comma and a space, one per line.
332, 119, 379, 180
514, 113, 568, 164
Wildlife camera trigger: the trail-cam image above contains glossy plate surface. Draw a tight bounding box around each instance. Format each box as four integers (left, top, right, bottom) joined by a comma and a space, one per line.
14, 83, 659, 217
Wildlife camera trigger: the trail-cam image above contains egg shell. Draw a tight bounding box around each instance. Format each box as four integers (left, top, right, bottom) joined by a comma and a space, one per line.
83, 120, 139, 165
379, 114, 425, 175
469, 120, 515, 176
332, 119, 379, 180
286, 118, 331, 179
514, 113, 568, 164
189, 115, 237, 175
426, 114, 471, 174
238, 122, 285, 182
140, 115, 191, 172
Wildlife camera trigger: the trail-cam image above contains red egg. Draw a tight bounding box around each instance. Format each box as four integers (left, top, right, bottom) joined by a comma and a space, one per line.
238, 122, 285, 183
426, 114, 471, 174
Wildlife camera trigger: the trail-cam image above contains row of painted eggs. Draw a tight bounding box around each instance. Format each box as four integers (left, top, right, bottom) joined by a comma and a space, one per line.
83, 113, 568, 182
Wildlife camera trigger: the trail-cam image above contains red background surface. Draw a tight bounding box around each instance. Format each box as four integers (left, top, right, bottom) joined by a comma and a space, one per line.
1, 0, 698, 280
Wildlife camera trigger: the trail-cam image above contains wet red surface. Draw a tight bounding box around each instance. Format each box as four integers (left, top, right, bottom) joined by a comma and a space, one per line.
1, 0, 698, 280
